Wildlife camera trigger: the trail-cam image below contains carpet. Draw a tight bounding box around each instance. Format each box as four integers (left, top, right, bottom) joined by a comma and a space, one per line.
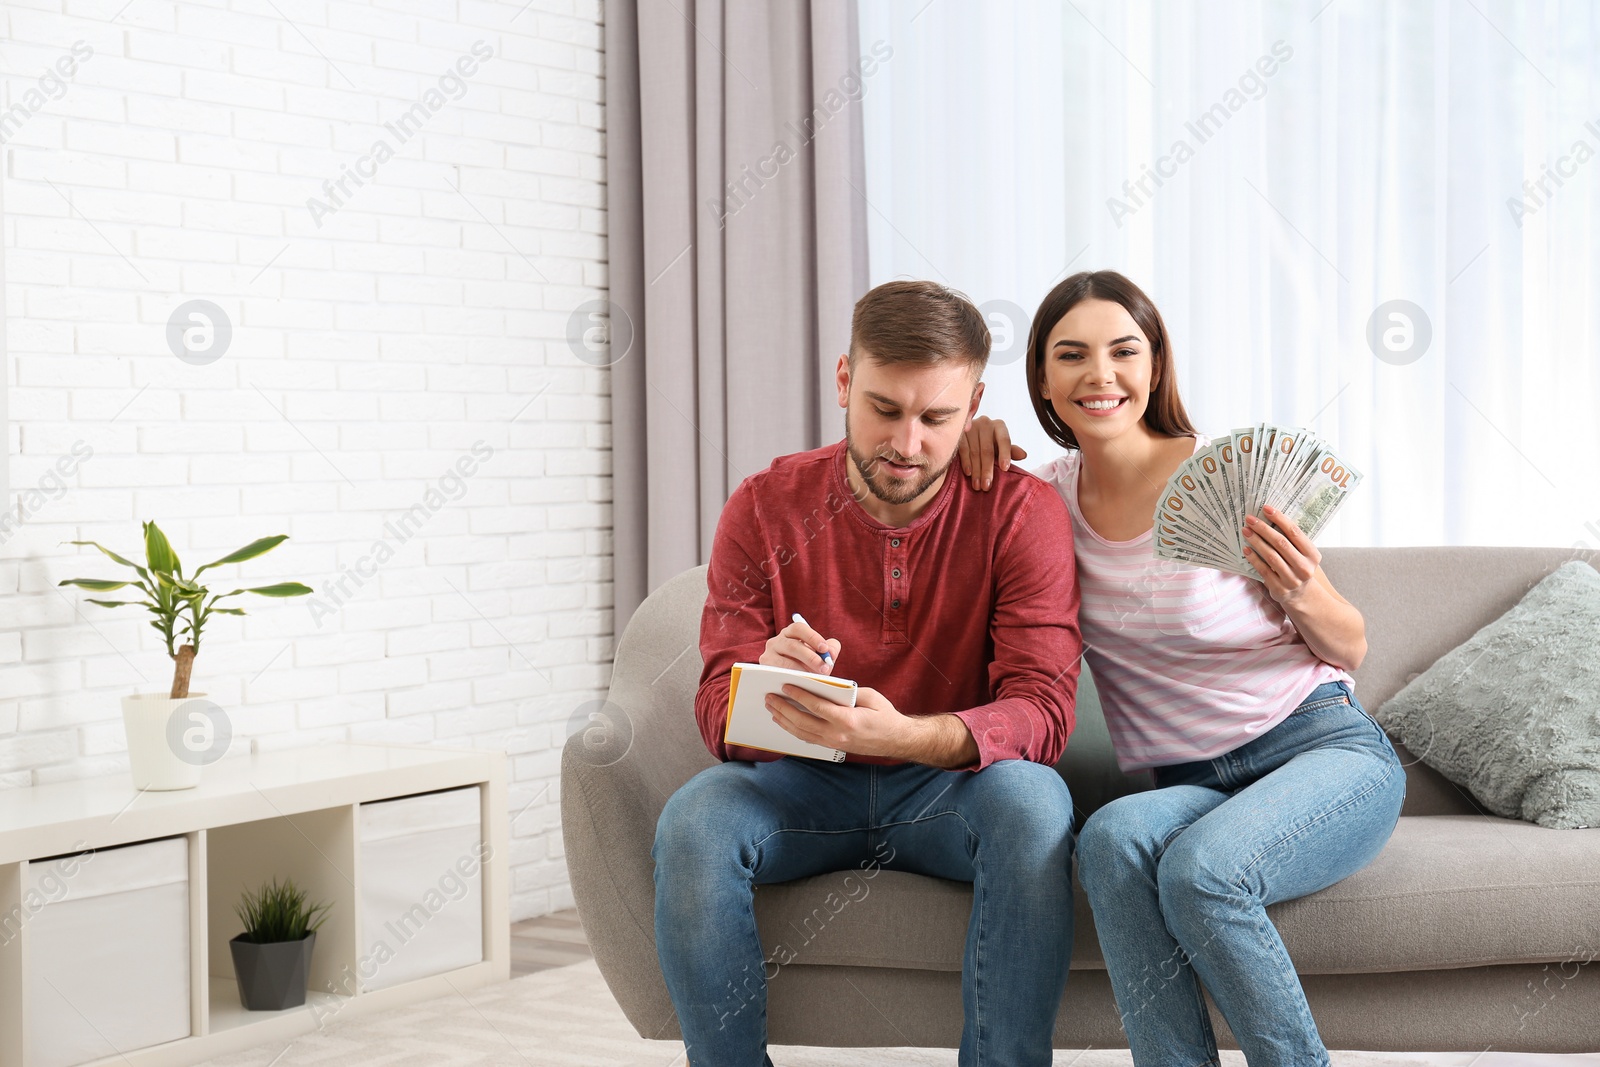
193, 959, 1600, 1067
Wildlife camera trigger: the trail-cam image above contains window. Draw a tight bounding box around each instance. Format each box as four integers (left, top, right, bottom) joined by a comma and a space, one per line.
861, 0, 1600, 548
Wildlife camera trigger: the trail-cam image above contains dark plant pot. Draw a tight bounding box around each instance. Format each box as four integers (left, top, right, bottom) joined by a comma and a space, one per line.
229, 930, 316, 1011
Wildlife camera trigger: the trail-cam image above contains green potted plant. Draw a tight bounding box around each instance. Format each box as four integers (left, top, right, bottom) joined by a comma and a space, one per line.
59, 521, 312, 790
230, 876, 331, 1011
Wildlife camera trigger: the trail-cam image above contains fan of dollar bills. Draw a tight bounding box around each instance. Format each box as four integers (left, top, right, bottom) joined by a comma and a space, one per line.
1153, 425, 1362, 580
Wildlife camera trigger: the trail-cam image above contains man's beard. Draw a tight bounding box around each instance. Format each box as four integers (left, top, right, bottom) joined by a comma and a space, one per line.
845, 422, 951, 506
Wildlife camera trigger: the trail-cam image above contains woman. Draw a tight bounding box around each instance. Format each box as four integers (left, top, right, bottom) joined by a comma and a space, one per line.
960, 270, 1403, 1066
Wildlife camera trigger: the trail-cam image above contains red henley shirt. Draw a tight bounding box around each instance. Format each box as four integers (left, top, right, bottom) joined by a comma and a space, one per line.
695, 440, 1082, 771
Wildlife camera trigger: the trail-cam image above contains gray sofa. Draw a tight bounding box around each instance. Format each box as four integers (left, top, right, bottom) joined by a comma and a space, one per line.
562, 547, 1600, 1052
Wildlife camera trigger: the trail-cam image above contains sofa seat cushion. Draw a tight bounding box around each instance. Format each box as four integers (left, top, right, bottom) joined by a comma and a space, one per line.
754, 815, 1600, 976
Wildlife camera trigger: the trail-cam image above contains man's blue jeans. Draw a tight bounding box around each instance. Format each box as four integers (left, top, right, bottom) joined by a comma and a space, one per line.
652, 755, 1076, 1066
1077, 680, 1406, 1067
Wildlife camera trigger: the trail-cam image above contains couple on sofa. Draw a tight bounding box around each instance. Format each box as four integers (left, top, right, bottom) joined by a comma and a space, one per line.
651, 274, 1405, 1067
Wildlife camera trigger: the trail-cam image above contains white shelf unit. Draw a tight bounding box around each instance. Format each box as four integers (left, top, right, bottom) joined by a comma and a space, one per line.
0, 742, 510, 1067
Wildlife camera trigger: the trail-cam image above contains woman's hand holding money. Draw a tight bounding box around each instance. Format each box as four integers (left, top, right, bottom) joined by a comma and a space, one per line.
1241, 505, 1322, 606
1242, 504, 1369, 670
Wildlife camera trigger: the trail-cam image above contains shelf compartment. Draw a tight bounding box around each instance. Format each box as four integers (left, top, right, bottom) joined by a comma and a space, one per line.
357, 786, 485, 992
2, 862, 26, 1067
204, 806, 357, 1023
25, 837, 191, 1067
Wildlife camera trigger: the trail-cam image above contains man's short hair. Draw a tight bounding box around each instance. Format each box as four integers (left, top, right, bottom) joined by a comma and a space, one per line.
848, 280, 990, 374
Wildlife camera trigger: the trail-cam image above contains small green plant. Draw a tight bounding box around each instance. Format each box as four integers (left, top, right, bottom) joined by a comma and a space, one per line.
59, 520, 312, 699
233, 876, 331, 945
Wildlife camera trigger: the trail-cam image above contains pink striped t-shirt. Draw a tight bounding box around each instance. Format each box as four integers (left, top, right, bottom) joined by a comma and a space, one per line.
1032, 435, 1350, 772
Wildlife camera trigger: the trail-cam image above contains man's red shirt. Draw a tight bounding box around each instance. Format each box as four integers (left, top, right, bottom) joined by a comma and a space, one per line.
694, 441, 1082, 771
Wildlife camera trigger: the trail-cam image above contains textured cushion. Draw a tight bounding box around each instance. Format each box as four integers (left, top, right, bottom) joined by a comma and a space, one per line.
1322, 546, 1600, 816
1375, 560, 1600, 829
756, 815, 1600, 975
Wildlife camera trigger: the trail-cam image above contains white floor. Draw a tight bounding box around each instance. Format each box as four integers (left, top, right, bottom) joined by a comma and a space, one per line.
188, 959, 1600, 1067
1402, 1060, 1600, 1066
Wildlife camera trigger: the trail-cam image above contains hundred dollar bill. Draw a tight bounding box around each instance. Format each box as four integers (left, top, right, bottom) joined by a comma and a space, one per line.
1189, 444, 1241, 559
1154, 522, 1235, 570
1276, 449, 1363, 541
1157, 478, 1233, 557
1154, 531, 1250, 575
1214, 433, 1245, 557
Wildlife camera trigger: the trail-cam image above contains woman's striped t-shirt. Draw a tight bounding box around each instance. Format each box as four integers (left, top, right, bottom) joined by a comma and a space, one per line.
1031, 435, 1350, 772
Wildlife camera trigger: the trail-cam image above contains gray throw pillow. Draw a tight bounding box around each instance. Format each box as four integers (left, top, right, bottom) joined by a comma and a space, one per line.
1375, 559, 1600, 829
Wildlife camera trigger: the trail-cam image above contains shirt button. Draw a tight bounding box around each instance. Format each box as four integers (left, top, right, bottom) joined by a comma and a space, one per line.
891, 599, 901, 609
891, 538, 901, 547
891, 568, 902, 579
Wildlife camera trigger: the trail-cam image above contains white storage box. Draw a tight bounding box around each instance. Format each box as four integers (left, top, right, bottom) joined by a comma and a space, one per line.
27, 836, 191, 1067
357, 786, 483, 992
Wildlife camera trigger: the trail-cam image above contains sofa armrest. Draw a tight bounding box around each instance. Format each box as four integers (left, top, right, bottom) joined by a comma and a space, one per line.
561, 565, 715, 1038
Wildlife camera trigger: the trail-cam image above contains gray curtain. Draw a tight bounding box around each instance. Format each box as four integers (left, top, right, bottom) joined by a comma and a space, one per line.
606, 0, 870, 630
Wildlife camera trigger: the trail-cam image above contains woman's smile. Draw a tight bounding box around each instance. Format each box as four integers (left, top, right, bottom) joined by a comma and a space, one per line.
1074, 394, 1130, 417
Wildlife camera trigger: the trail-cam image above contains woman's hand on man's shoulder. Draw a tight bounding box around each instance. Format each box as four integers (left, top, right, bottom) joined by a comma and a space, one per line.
957, 416, 1028, 492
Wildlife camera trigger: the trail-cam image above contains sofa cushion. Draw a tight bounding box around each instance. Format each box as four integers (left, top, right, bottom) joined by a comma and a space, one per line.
1374, 559, 1600, 829
755, 815, 1600, 975
1050, 663, 1153, 827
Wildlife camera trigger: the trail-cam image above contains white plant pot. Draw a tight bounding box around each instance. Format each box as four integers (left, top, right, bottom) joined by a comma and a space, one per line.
121, 693, 207, 791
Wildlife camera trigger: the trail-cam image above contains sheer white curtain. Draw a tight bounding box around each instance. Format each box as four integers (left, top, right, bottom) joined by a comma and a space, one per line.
860, 0, 1600, 548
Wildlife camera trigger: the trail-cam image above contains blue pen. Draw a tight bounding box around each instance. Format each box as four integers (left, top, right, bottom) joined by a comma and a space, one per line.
790, 613, 833, 667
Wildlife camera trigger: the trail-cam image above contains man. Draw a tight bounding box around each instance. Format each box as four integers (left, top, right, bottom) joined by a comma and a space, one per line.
653, 280, 1082, 1067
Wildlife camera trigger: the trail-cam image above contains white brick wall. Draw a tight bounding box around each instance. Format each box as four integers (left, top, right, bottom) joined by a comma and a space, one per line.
0, 0, 611, 922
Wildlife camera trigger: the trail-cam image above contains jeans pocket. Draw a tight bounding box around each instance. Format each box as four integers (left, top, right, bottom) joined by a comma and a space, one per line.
1292, 685, 1396, 748
1292, 693, 1351, 716
1338, 690, 1404, 774
1336, 683, 1387, 733
1349, 702, 1384, 732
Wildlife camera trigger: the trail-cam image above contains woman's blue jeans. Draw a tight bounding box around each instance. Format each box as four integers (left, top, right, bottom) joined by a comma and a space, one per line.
1077, 680, 1406, 1067
652, 756, 1076, 1067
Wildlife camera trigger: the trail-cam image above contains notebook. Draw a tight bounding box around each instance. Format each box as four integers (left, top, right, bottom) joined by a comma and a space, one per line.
725, 662, 857, 762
